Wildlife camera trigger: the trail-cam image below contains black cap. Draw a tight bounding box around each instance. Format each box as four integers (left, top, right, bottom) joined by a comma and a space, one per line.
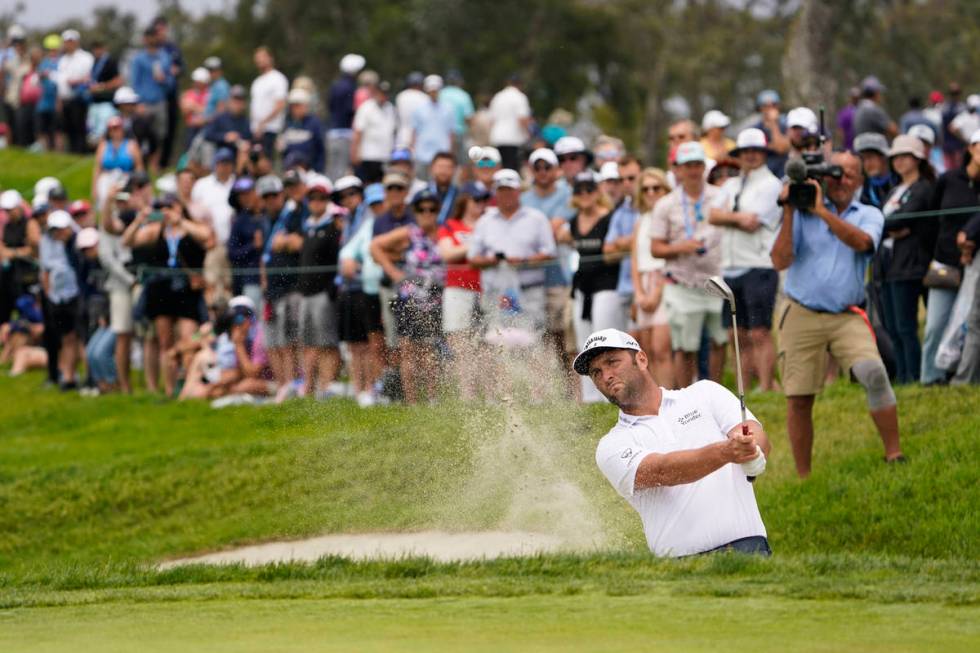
129, 171, 151, 188
282, 169, 303, 186
48, 186, 68, 200
411, 189, 441, 208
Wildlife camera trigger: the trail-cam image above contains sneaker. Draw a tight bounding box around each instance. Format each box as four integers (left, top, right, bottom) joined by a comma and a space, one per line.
356, 391, 376, 408
275, 382, 298, 404
314, 389, 339, 401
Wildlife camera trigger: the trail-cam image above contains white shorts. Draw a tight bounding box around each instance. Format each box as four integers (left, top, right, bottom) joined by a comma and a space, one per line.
110, 288, 134, 334
663, 283, 727, 352
443, 286, 481, 333
572, 289, 629, 349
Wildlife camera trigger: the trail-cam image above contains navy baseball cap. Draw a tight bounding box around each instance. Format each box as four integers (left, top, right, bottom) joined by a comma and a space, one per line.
213, 148, 235, 164
461, 181, 490, 201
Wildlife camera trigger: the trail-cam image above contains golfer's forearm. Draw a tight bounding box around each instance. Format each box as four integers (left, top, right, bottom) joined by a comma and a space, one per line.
633, 443, 731, 489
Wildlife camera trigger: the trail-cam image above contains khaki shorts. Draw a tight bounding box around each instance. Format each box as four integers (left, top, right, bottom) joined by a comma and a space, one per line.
546, 285, 571, 335
776, 298, 882, 396
663, 283, 727, 352
204, 245, 232, 297
109, 288, 134, 334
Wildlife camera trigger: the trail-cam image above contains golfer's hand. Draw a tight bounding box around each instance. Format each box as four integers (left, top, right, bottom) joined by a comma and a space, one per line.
726, 433, 759, 464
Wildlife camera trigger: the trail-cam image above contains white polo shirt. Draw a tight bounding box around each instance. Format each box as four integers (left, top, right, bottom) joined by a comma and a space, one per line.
719, 165, 782, 274
250, 68, 289, 134
595, 380, 767, 557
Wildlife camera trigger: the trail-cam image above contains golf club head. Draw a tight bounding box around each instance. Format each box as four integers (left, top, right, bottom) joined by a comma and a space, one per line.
704, 275, 735, 305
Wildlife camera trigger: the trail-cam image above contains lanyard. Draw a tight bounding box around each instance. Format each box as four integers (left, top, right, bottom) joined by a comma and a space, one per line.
681, 190, 705, 239
165, 230, 181, 268
430, 182, 457, 225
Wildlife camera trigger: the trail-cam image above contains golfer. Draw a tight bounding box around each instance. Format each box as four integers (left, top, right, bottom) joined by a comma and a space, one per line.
576, 328, 772, 557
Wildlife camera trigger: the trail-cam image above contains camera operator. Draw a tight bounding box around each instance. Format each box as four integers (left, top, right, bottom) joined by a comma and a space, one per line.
771, 151, 904, 477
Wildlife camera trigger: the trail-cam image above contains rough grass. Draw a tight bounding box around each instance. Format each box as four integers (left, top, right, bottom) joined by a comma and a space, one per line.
0, 148, 94, 202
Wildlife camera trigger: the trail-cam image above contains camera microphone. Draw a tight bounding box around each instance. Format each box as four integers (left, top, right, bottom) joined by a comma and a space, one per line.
785, 158, 807, 184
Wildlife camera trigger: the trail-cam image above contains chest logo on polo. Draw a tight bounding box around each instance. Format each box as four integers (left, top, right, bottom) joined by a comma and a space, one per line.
678, 409, 702, 426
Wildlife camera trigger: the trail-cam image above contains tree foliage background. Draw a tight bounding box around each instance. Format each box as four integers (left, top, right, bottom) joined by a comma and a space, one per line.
4, 0, 980, 163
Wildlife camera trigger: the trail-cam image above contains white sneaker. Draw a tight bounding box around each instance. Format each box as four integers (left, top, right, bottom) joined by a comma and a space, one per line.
356, 391, 375, 408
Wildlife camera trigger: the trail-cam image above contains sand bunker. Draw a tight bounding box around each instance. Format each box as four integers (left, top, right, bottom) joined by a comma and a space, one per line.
159, 530, 571, 569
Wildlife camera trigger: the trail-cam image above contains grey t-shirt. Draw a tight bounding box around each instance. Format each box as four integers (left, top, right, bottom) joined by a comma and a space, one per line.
853, 99, 891, 137
468, 205, 557, 288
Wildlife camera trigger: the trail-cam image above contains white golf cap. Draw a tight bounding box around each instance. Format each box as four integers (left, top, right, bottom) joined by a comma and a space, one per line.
786, 107, 818, 132
675, 141, 706, 165
32, 195, 48, 211
553, 136, 587, 157
203, 56, 222, 70
339, 53, 366, 75
191, 67, 210, 84
477, 146, 501, 164
61, 29, 81, 42
529, 148, 558, 167
155, 173, 178, 195
701, 109, 731, 131
46, 209, 73, 230
0, 189, 22, 210
573, 328, 642, 375
907, 123, 936, 145
75, 227, 99, 249
968, 94, 980, 110
287, 87, 311, 105
113, 86, 139, 105
730, 127, 770, 155
228, 295, 256, 312
333, 175, 363, 193
971, 129, 980, 145
33, 176, 62, 200
423, 74, 443, 92
492, 168, 522, 190
306, 174, 333, 195
598, 161, 620, 181
7, 24, 25, 40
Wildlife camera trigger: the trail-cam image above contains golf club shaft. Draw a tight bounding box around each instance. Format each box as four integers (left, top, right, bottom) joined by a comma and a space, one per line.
731, 305, 755, 482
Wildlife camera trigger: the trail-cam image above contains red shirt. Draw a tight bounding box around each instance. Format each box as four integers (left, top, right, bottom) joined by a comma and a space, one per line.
438, 218, 481, 291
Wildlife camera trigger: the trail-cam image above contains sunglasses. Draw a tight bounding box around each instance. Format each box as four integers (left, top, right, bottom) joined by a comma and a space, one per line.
385, 185, 407, 192
476, 160, 498, 169
416, 205, 439, 214
642, 185, 666, 193
572, 184, 597, 195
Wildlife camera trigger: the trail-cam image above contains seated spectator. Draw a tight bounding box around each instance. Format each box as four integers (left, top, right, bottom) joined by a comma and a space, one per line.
2, 293, 45, 376
371, 190, 446, 404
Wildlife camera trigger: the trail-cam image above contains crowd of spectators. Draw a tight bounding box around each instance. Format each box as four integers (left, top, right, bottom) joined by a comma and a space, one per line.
1, 21, 979, 432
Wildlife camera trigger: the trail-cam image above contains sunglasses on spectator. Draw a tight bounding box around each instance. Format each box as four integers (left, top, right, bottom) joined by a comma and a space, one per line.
572, 184, 597, 195
416, 204, 439, 214
642, 184, 667, 193
385, 184, 407, 192
476, 160, 498, 168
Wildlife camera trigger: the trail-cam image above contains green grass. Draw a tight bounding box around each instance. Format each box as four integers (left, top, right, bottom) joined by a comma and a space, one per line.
0, 148, 94, 202
0, 371, 977, 650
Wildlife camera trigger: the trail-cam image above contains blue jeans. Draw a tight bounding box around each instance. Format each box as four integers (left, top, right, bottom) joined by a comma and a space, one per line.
85, 327, 117, 385
921, 286, 957, 384
881, 280, 923, 384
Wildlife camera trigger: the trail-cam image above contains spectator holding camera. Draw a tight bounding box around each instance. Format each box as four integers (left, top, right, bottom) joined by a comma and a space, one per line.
709, 128, 782, 391
649, 141, 729, 386
771, 151, 904, 477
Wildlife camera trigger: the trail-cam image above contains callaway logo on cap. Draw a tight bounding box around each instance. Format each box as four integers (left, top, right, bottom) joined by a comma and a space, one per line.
573, 328, 641, 375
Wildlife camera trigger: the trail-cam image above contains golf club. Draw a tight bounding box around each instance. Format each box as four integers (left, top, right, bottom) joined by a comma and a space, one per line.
704, 275, 757, 481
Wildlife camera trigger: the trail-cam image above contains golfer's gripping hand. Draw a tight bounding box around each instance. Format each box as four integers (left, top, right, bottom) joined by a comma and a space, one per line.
726, 423, 763, 464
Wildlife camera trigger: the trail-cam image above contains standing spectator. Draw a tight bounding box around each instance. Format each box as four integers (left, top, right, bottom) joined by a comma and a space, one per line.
411, 75, 455, 180
386, 148, 427, 197
785, 107, 820, 159
699, 111, 735, 162
113, 87, 158, 169
468, 169, 557, 335
227, 177, 266, 308
90, 115, 143, 208
709, 128, 782, 391
37, 35, 61, 151
180, 67, 211, 148
649, 142, 729, 386
630, 167, 673, 386
908, 123, 945, 176
488, 76, 531, 171
370, 190, 446, 404
439, 69, 474, 165
953, 212, 980, 384
129, 27, 173, 172
437, 182, 487, 398
941, 83, 966, 171
920, 130, 980, 385
250, 46, 289, 159
351, 79, 395, 184
203, 56, 229, 121
853, 75, 898, 139
752, 89, 791, 177
122, 197, 214, 397
553, 136, 592, 185
16, 46, 42, 148
203, 84, 251, 153
191, 149, 237, 303
602, 156, 643, 323
39, 210, 81, 388
878, 135, 935, 385
949, 95, 980, 147
75, 228, 114, 394
152, 15, 184, 168
280, 88, 325, 173
371, 172, 415, 363
557, 171, 618, 402
470, 145, 501, 191
836, 86, 861, 151
395, 71, 426, 149
899, 96, 931, 134
98, 186, 137, 394
296, 177, 344, 399
770, 152, 903, 476
1, 26, 27, 144
85, 40, 122, 143
325, 53, 365, 180
56, 30, 93, 153
424, 152, 459, 224
854, 133, 897, 210
0, 191, 40, 324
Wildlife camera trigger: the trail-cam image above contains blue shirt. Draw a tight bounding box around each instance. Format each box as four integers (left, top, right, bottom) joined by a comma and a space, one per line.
205, 78, 230, 119
327, 74, 356, 131
281, 114, 325, 172
604, 197, 639, 295
784, 200, 883, 313
39, 234, 80, 304
412, 99, 454, 164
129, 48, 172, 104
439, 86, 474, 135
38, 57, 59, 112
521, 184, 574, 287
